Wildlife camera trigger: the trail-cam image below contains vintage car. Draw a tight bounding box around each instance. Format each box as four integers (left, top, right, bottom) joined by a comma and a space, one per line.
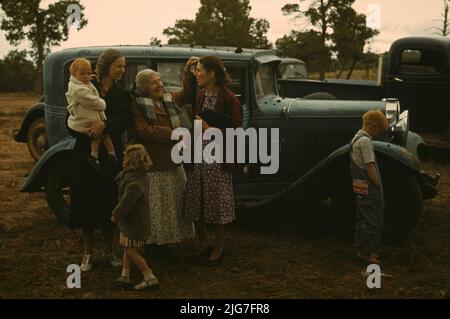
279, 57, 308, 80
18, 45, 439, 242
279, 36, 450, 145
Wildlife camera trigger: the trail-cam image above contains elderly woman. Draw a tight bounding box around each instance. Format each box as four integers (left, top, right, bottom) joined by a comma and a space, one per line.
128, 58, 198, 249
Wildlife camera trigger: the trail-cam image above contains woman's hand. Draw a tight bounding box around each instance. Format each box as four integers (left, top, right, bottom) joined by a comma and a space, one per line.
196, 116, 209, 132
85, 120, 106, 138
111, 215, 117, 224
186, 56, 199, 74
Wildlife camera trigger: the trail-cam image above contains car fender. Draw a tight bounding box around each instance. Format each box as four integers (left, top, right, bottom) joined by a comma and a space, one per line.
13, 103, 45, 142
245, 140, 422, 208
20, 137, 75, 192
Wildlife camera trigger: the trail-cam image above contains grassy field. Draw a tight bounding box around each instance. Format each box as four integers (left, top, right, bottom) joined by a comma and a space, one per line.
0, 95, 449, 299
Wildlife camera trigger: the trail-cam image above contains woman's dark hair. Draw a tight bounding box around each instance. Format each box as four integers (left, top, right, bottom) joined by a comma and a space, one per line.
199, 55, 231, 87
95, 49, 124, 82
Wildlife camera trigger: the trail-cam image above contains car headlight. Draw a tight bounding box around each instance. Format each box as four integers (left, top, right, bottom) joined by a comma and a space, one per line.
393, 110, 409, 146
383, 98, 400, 127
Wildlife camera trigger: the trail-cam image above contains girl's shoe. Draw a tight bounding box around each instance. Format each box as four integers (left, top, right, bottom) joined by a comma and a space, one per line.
80, 255, 93, 272
115, 276, 131, 285
104, 252, 123, 268
134, 274, 159, 290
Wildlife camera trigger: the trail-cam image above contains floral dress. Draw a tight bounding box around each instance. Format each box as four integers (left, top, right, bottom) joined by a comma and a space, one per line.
184, 91, 235, 225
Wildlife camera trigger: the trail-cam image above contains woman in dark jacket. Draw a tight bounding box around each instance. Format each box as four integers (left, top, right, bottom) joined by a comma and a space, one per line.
68, 49, 132, 271
184, 56, 243, 266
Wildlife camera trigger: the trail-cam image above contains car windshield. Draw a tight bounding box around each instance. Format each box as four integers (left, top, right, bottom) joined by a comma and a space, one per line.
255, 63, 276, 99
280, 63, 307, 79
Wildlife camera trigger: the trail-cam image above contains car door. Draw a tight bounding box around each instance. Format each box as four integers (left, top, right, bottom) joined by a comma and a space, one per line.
385, 45, 450, 134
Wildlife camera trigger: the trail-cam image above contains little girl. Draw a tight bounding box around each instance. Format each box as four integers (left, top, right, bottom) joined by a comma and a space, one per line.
111, 144, 158, 290
66, 58, 116, 171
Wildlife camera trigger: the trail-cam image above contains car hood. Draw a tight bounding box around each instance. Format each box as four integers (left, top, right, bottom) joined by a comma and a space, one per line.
257, 95, 385, 117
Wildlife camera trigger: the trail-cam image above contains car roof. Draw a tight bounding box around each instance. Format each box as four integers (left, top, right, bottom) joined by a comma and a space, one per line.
47, 44, 276, 64
391, 36, 450, 50
279, 57, 306, 65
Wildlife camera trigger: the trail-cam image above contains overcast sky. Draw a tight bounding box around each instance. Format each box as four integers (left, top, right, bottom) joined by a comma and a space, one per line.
0, 0, 446, 58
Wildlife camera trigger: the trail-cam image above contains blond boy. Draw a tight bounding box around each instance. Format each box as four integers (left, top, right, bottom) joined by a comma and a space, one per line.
350, 110, 389, 265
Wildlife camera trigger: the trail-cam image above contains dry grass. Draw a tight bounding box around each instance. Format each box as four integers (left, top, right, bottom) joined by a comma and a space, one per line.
0, 96, 449, 299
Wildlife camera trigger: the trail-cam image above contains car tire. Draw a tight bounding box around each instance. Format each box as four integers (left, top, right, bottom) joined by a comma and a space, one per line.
381, 167, 423, 243
331, 166, 423, 243
303, 92, 337, 100
27, 117, 49, 162
45, 158, 71, 225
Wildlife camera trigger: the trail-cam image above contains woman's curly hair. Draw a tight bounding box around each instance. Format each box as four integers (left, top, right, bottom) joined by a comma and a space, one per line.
95, 49, 124, 83
123, 144, 153, 171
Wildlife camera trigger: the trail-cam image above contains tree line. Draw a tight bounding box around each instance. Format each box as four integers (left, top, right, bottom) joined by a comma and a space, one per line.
1, 0, 448, 92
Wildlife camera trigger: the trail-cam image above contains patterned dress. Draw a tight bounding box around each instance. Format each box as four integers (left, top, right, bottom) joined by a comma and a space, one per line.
184, 91, 236, 225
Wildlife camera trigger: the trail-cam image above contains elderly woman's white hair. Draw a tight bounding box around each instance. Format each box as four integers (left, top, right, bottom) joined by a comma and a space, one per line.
135, 69, 161, 93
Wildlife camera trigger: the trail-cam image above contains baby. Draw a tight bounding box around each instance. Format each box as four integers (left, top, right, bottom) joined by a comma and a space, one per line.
66, 58, 116, 171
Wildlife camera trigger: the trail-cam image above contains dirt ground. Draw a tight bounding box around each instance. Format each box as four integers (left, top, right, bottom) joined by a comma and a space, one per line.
0, 94, 449, 299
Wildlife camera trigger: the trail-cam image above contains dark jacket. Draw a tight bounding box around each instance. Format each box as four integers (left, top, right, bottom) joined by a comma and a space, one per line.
68, 81, 132, 230
188, 86, 243, 171
127, 67, 197, 172
128, 98, 179, 172
112, 169, 151, 241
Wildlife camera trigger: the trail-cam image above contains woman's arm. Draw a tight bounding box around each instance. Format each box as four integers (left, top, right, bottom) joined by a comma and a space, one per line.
228, 94, 243, 129
130, 103, 173, 144
171, 57, 199, 106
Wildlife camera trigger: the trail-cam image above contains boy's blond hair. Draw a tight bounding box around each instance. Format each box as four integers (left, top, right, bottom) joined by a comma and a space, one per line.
363, 110, 389, 130
69, 58, 91, 75
123, 144, 153, 171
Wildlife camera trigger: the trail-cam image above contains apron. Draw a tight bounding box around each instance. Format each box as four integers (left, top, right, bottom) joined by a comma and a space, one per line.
350, 132, 384, 251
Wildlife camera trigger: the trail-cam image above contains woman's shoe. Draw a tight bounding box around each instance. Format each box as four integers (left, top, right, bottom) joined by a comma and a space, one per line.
185, 246, 213, 262
205, 251, 225, 267
80, 254, 93, 272
104, 252, 123, 268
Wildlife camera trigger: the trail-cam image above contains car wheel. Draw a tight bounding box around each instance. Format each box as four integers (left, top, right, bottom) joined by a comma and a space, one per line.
45, 159, 71, 224
331, 166, 423, 243
303, 92, 337, 100
381, 168, 423, 243
27, 117, 49, 161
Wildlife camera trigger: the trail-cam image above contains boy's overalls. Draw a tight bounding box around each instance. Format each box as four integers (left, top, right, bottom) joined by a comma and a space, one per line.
350, 131, 384, 252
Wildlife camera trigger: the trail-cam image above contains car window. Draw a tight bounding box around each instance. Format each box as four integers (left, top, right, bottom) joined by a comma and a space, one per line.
280, 63, 307, 79
255, 63, 276, 100
156, 61, 186, 90
399, 48, 444, 75
64, 60, 148, 90
225, 65, 246, 105
124, 63, 149, 89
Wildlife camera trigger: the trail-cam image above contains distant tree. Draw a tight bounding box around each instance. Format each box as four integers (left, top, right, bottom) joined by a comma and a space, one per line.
0, 50, 37, 92
150, 37, 162, 46
163, 0, 271, 49
433, 0, 449, 36
275, 30, 329, 74
330, 4, 379, 79
281, 0, 378, 80
0, 0, 88, 93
